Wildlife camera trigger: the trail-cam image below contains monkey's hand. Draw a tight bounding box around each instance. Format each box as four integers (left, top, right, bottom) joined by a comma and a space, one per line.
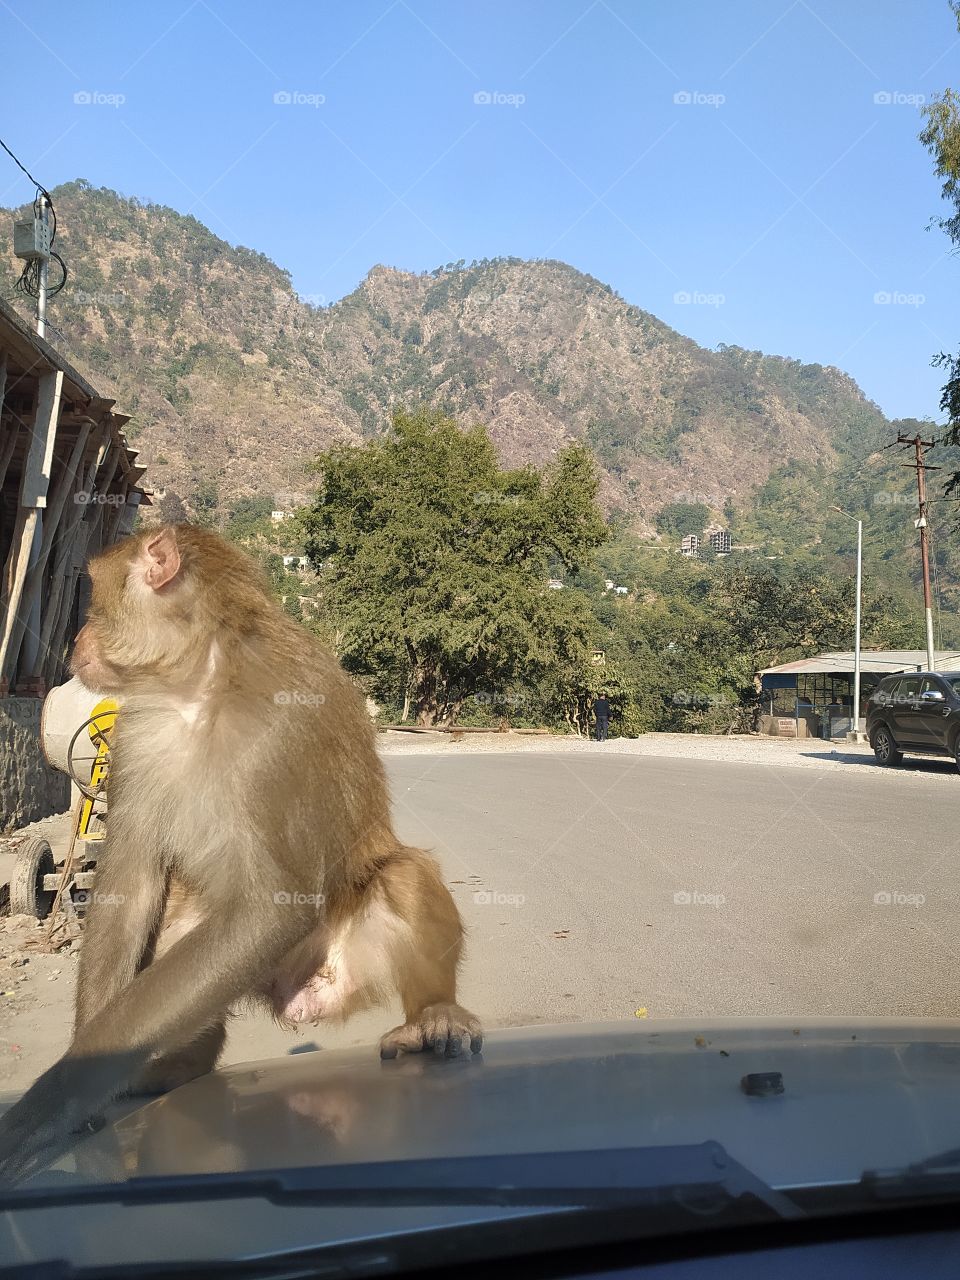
0, 1055, 119, 1186
379, 1003, 483, 1060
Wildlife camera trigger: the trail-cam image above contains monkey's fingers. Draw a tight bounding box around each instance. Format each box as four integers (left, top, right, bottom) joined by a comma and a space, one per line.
0, 1102, 99, 1187
421, 1004, 483, 1058
380, 1005, 483, 1060
379, 1021, 426, 1059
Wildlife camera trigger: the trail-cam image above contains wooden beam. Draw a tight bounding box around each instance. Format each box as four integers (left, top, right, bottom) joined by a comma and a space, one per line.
37, 436, 106, 681
20, 370, 62, 509
0, 430, 18, 499
0, 351, 18, 495
36, 423, 92, 568
0, 369, 63, 684
12, 421, 91, 679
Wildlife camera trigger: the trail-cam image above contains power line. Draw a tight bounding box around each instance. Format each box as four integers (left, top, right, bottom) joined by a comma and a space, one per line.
0, 135, 51, 199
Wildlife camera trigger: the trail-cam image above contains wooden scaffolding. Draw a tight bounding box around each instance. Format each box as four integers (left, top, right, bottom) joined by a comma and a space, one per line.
0, 296, 150, 695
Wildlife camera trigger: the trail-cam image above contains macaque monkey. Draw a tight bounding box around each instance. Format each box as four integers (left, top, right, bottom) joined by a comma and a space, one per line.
0, 525, 481, 1182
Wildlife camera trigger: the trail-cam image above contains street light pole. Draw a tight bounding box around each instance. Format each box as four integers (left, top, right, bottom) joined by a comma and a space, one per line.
833, 505, 863, 740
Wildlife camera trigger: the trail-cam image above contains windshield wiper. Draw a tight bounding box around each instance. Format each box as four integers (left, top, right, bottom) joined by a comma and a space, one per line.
0, 1141, 803, 1220
861, 1145, 960, 1203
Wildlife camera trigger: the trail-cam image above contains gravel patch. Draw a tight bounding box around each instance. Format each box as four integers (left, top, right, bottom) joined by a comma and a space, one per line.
378, 729, 958, 781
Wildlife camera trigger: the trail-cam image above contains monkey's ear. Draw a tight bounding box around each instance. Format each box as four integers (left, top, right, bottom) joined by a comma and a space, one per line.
142, 527, 182, 590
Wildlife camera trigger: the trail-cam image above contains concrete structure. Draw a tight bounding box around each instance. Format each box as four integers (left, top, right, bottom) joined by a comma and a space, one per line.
282, 554, 311, 571
681, 534, 700, 557
0, 297, 148, 829
757, 649, 960, 740
709, 529, 731, 554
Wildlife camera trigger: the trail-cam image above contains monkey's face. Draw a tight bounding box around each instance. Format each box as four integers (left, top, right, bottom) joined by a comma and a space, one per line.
70, 527, 187, 694
69, 619, 118, 692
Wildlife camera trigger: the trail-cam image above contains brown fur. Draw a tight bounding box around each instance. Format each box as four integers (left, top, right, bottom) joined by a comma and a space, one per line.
0, 524, 481, 1183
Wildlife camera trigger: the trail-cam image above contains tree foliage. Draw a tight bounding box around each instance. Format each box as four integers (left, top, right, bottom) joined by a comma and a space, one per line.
655, 502, 711, 539
919, 2, 960, 498
302, 408, 607, 725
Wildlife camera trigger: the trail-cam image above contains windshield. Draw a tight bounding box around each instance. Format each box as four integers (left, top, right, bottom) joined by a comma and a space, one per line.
2, 1, 960, 1274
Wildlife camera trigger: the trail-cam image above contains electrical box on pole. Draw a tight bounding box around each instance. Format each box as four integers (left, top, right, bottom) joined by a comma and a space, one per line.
13, 217, 50, 262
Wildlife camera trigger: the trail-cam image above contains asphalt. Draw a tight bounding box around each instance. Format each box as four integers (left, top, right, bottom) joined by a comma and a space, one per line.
381, 750, 960, 1027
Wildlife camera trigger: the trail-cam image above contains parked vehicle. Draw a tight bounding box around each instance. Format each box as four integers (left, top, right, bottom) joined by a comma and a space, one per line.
865, 671, 960, 770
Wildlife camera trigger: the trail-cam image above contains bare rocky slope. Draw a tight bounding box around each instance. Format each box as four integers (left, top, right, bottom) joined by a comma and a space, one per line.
2, 180, 896, 529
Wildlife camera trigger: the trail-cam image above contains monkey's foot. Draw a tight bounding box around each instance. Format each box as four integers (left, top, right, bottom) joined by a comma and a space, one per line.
379, 1003, 483, 1059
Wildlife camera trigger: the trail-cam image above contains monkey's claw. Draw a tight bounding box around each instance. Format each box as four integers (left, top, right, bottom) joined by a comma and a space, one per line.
379, 1003, 483, 1059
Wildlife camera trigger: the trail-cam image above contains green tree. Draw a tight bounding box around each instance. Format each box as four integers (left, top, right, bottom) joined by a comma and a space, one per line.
224, 494, 276, 543
190, 480, 219, 526
655, 502, 710, 540
919, 1, 960, 499
302, 407, 607, 725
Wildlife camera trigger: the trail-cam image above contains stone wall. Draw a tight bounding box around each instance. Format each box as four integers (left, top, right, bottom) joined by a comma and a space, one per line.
0, 697, 69, 832
758, 711, 822, 739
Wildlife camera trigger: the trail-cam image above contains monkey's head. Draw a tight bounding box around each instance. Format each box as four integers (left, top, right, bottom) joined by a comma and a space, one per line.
71, 524, 271, 695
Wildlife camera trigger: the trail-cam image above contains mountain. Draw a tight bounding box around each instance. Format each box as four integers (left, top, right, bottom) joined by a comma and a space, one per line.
2, 180, 951, 598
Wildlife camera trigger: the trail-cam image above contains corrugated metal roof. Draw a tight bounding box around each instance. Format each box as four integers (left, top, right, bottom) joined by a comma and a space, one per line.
759, 651, 960, 676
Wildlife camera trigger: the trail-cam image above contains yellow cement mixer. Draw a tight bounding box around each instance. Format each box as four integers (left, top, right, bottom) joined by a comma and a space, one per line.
10, 679, 119, 920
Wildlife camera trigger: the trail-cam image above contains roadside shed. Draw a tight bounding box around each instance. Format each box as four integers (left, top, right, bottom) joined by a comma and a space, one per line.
758, 650, 960, 739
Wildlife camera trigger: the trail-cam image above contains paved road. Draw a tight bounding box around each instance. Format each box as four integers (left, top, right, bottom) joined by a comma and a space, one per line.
385, 750, 960, 1027
5, 749, 960, 1094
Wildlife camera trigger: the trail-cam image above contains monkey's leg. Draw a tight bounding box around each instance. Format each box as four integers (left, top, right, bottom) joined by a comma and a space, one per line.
270, 847, 482, 1058
373, 847, 483, 1060
131, 1018, 227, 1096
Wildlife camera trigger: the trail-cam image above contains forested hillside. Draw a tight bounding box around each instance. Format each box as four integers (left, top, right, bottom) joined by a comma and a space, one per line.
3, 179, 955, 653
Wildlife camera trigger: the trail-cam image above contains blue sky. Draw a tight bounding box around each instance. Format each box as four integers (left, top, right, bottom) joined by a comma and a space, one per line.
0, 0, 957, 420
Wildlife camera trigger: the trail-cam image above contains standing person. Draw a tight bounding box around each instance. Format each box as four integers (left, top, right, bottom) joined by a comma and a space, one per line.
593, 691, 610, 741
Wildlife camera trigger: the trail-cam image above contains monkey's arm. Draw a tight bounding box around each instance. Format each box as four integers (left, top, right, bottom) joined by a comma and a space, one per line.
74, 817, 167, 1030
376, 848, 483, 1059
0, 898, 309, 1183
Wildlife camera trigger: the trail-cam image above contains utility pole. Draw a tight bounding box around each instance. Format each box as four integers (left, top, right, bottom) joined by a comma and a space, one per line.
897, 432, 940, 671
35, 193, 48, 339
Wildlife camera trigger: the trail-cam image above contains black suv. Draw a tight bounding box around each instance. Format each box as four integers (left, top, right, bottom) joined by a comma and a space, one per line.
865, 671, 960, 770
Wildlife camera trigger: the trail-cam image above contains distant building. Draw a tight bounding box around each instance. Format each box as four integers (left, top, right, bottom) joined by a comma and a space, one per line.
709, 529, 731, 554
614, 586, 628, 595
604, 579, 615, 592
547, 578, 565, 590
271, 510, 292, 523
681, 534, 701, 557
591, 649, 606, 665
